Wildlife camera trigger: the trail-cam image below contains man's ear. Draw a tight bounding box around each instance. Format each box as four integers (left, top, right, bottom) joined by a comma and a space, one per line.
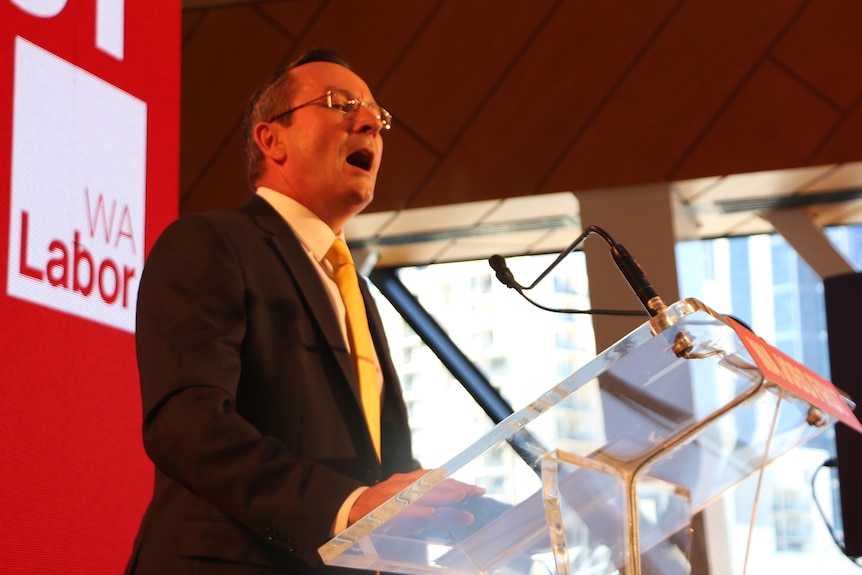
253, 121, 288, 163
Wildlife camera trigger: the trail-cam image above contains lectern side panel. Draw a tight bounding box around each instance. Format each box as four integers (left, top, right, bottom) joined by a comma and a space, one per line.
545, 452, 630, 574
643, 384, 834, 511
593, 312, 761, 466
636, 477, 693, 575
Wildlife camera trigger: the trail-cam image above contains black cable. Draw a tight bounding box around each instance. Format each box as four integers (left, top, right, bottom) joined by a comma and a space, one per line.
512, 288, 645, 316
811, 457, 862, 567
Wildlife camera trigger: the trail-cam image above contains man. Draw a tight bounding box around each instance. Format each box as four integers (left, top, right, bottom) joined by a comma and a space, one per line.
125, 49, 477, 574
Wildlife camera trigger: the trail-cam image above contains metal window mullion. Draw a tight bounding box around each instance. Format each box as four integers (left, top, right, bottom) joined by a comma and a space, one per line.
369, 267, 514, 425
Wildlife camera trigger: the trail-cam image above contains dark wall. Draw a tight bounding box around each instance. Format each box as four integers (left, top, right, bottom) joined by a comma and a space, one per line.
824, 272, 862, 557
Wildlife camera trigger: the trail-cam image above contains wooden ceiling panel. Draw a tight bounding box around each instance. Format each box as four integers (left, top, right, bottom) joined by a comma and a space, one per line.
343, 211, 396, 241
811, 98, 862, 164
376, 200, 498, 238
182, 127, 252, 215
798, 162, 862, 192
373, 241, 452, 267
378, 0, 557, 154
724, 213, 774, 237
481, 192, 578, 225
674, 60, 841, 180
530, 226, 585, 255
178, 0, 862, 252
368, 129, 440, 213
543, 0, 808, 193
672, 176, 723, 204
180, 6, 292, 199
285, 0, 439, 90
405, 0, 678, 209
813, 200, 862, 227
772, 0, 862, 110
182, 10, 206, 42
434, 230, 553, 263
689, 165, 835, 204
677, 209, 761, 241
255, 0, 323, 40
183, 0, 261, 7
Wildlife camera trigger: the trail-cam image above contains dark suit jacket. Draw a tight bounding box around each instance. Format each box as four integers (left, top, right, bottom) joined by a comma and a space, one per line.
125, 195, 415, 574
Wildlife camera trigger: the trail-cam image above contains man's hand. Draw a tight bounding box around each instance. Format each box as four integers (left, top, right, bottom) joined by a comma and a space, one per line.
348, 469, 485, 527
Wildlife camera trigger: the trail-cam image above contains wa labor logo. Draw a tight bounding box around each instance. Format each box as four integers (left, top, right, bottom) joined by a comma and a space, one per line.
7, 37, 147, 333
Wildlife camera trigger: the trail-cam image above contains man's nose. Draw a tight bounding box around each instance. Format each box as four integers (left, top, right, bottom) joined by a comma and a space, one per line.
353, 104, 384, 134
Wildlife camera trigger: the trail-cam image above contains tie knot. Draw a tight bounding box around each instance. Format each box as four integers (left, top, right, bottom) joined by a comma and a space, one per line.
326, 238, 354, 269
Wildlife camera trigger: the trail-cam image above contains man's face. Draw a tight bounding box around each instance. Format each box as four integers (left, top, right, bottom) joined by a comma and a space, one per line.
275, 62, 385, 229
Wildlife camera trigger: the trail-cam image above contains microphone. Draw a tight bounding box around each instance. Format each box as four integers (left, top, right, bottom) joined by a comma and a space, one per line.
488, 254, 520, 290
487, 226, 665, 318
609, 243, 666, 317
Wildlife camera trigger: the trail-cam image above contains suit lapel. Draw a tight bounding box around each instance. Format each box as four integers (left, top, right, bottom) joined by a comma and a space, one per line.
241, 196, 362, 402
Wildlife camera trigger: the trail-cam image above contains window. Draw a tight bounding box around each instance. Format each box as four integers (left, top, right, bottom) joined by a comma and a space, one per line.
470, 273, 493, 293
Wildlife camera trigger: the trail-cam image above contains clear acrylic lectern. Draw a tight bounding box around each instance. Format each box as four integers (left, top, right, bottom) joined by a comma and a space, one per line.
320, 298, 858, 575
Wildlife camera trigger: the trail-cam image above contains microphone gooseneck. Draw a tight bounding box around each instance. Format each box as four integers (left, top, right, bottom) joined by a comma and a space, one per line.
487, 226, 666, 318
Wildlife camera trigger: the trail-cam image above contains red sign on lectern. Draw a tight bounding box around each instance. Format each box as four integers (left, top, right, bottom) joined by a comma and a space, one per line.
0, 2, 179, 573
729, 318, 862, 434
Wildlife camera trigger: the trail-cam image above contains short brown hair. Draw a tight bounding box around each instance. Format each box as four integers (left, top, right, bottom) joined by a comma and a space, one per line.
242, 48, 352, 189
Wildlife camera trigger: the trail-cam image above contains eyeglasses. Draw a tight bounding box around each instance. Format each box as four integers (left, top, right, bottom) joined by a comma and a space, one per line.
268, 90, 392, 132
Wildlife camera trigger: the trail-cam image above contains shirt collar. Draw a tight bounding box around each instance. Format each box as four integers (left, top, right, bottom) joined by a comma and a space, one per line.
256, 187, 341, 262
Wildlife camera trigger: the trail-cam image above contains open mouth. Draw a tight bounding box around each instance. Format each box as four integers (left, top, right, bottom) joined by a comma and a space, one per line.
346, 149, 374, 172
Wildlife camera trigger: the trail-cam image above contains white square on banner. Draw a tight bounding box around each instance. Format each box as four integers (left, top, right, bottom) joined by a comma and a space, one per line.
8, 36, 147, 333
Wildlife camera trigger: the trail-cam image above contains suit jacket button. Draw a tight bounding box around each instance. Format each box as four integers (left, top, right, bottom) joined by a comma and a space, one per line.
286, 538, 296, 553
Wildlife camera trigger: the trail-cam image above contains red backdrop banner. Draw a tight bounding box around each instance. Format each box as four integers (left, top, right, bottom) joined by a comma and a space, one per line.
0, 1, 179, 572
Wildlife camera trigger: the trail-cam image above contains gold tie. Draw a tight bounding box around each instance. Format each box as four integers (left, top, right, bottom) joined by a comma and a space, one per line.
325, 239, 381, 459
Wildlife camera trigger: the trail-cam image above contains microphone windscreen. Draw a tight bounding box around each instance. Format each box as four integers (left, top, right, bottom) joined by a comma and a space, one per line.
488, 254, 507, 273
488, 255, 516, 289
